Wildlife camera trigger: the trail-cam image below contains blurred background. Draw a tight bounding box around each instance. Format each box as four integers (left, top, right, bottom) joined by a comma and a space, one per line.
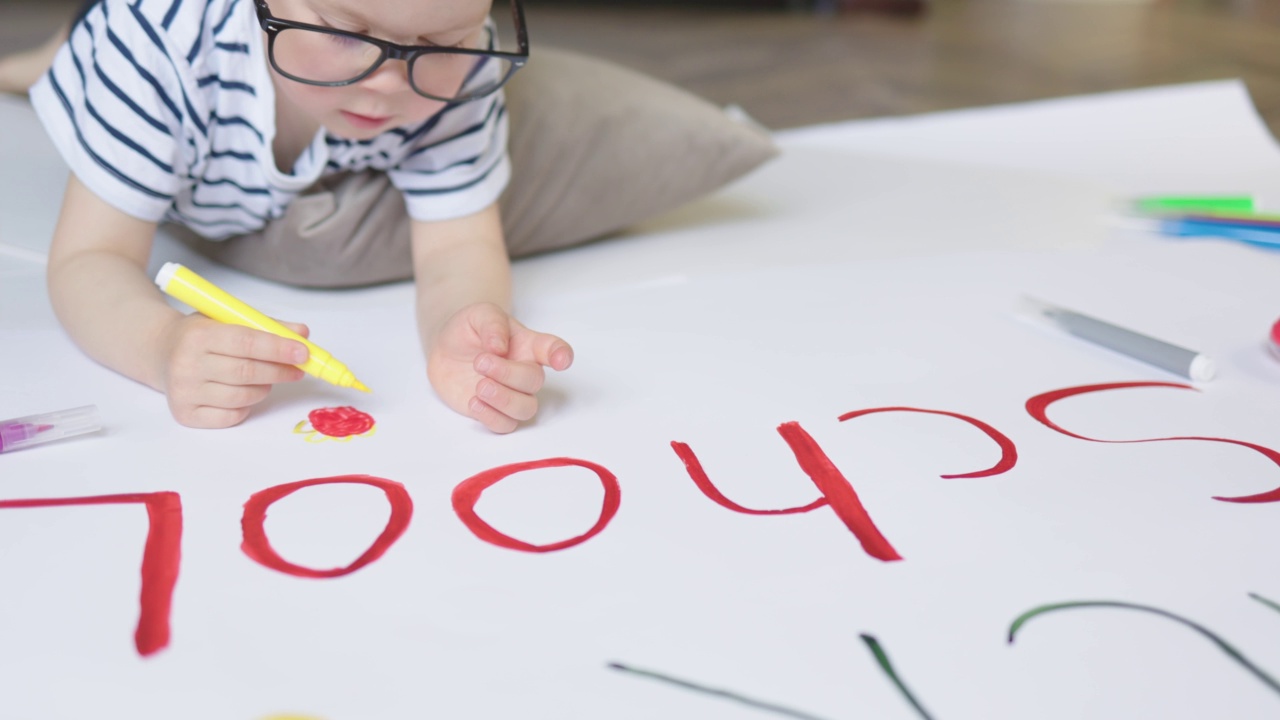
4, 0, 1279, 136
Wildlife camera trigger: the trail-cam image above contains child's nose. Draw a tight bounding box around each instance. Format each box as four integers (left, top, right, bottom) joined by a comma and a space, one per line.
358, 58, 414, 94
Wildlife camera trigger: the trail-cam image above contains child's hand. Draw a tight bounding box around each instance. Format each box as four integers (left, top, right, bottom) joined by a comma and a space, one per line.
427, 302, 574, 434
157, 314, 310, 428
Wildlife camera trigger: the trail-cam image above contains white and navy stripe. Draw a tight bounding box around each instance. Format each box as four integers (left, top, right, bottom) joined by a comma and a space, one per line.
31, 0, 510, 239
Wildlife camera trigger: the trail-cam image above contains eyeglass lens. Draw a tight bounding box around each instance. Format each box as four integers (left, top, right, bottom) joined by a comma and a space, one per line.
271, 28, 513, 100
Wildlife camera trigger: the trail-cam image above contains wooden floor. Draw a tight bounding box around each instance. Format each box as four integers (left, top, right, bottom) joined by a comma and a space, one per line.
5, 0, 1280, 137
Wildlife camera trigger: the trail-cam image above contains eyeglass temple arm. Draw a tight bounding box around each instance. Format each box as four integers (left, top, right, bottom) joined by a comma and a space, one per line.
509, 0, 529, 54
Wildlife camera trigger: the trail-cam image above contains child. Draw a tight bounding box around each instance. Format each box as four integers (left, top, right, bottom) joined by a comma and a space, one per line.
15, 0, 573, 434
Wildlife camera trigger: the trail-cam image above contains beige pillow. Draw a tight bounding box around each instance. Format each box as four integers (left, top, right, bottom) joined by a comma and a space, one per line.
174, 47, 778, 286
500, 47, 779, 257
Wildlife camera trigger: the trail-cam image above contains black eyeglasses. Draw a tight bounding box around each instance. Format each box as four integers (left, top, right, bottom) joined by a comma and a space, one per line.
254, 0, 528, 103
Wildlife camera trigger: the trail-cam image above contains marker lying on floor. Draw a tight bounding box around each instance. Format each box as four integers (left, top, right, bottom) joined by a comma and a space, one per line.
1159, 219, 1280, 250
1132, 194, 1256, 215
155, 262, 371, 393
1172, 212, 1280, 230
0, 405, 102, 454
1017, 296, 1216, 382
1126, 195, 1280, 248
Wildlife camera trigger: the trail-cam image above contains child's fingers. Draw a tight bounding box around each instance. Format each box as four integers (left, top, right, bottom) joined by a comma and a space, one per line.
475, 377, 538, 422
474, 353, 545, 395
172, 404, 251, 429
207, 325, 309, 365
467, 396, 520, 434
278, 320, 311, 339
204, 354, 305, 387
469, 305, 511, 355
199, 381, 273, 410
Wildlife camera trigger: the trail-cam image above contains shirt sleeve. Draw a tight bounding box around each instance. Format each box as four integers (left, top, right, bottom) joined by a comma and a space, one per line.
388, 91, 512, 222
29, 0, 189, 223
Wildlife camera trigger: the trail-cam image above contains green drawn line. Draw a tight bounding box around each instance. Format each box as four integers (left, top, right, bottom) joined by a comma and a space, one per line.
1250, 592, 1280, 617
607, 662, 835, 720
1008, 600, 1280, 697
860, 634, 936, 720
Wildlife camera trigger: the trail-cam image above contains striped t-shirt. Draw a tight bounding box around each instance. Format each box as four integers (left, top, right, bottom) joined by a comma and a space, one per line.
30, 0, 510, 240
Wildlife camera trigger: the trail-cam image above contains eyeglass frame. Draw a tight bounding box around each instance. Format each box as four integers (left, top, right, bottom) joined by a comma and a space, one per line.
252, 0, 529, 103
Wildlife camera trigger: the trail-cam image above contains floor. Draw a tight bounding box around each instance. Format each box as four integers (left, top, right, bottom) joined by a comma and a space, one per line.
4, 0, 1280, 137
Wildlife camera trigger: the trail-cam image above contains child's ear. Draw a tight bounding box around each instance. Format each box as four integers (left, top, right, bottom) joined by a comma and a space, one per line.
499, 47, 778, 258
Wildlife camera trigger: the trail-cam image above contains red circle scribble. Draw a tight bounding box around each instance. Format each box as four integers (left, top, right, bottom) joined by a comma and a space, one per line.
452, 458, 621, 553
241, 475, 413, 578
308, 406, 376, 438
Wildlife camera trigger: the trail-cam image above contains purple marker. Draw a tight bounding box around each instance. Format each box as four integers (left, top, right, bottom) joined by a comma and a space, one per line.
0, 405, 102, 454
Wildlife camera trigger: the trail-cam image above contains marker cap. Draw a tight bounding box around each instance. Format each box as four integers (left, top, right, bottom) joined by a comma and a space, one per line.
0, 405, 102, 454
1188, 354, 1217, 383
154, 261, 180, 291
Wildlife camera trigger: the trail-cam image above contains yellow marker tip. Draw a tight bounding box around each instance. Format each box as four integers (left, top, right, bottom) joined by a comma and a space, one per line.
354, 380, 371, 393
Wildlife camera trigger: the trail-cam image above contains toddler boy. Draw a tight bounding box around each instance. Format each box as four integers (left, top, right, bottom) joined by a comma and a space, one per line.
25, 0, 571, 433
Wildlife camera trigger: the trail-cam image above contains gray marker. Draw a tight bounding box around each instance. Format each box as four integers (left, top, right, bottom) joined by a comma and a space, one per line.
1018, 296, 1216, 382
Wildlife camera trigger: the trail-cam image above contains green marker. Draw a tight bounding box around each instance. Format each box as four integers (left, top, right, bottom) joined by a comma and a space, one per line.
1134, 195, 1256, 214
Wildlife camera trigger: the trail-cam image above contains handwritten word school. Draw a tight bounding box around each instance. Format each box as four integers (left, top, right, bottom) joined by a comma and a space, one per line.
3, 381, 1278, 659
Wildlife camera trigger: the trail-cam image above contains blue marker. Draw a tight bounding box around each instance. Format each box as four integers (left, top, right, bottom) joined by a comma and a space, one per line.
1160, 219, 1280, 250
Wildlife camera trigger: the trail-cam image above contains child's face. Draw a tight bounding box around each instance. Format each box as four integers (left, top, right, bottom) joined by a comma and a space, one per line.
266, 0, 494, 139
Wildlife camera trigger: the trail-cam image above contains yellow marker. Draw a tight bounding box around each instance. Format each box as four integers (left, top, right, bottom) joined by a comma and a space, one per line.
154, 262, 371, 393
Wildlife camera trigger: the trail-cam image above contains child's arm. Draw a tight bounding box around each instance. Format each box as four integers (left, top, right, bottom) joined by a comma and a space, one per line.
47, 175, 310, 428
411, 203, 574, 433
